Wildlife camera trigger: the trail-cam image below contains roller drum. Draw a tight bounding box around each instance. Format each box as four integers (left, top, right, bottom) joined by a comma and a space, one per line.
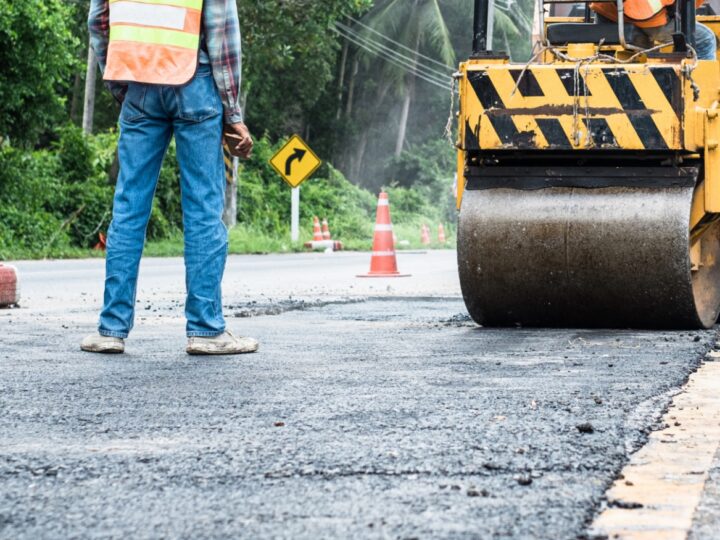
458, 186, 720, 328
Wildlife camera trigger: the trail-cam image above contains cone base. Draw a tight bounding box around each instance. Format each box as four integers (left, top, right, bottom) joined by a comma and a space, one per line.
357, 273, 411, 278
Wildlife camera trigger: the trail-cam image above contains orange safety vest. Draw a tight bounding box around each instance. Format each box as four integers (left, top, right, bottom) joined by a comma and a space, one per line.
104, 0, 204, 86
591, 0, 704, 29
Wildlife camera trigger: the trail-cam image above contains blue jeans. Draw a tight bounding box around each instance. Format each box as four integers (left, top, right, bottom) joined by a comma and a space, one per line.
597, 14, 717, 60
639, 21, 717, 60
98, 64, 228, 338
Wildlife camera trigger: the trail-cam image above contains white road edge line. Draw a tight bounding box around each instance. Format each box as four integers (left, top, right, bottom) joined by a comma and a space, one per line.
589, 354, 720, 540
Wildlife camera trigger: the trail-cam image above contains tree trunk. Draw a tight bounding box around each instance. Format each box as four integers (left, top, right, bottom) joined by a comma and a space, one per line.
376, 80, 391, 107
336, 38, 349, 120
395, 89, 412, 157
503, 29, 512, 60
394, 21, 421, 157
222, 149, 238, 229
70, 71, 83, 125
83, 45, 98, 135
351, 129, 369, 182
240, 90, 248, 118
345, 57, 359, 118
223, 175, 238, 229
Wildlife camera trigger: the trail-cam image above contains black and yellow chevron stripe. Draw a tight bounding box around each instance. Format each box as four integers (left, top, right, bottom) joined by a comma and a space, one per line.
462, 65, 682, 151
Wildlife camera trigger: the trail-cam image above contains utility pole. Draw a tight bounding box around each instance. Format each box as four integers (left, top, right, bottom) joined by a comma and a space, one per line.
222, 147, 239, 229
345, 58, 359, 118
83, 45, 98, 135
336, 34, 349, 120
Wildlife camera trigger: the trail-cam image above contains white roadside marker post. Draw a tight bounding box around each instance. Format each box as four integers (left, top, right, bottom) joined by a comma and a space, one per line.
291, 187, 300, 243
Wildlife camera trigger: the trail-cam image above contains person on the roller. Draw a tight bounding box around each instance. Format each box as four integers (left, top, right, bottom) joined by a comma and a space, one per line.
590, 0, 717, 59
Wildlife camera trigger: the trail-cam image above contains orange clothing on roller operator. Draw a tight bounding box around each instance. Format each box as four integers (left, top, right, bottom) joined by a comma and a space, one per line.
591, 0, 705, 29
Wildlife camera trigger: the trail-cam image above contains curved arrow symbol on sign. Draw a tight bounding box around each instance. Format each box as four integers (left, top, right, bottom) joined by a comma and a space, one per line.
285, 148, 307, 176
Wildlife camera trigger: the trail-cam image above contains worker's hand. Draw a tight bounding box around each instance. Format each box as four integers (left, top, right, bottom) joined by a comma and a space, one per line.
223, 123, 253, 159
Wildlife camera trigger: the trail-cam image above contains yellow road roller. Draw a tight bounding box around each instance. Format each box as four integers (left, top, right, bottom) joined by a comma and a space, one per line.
456, 0, 720, 328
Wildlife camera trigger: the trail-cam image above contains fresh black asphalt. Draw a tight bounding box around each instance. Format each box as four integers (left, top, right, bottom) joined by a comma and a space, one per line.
0, 298, 716, 539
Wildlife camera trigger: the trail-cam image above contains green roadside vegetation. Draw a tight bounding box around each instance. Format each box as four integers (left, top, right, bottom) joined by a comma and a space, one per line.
0, 127, 456, 260
0, 0, 532, 260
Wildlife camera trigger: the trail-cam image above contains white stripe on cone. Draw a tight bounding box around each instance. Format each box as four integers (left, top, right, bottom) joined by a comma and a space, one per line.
375, 224, 393, 232
377, 199, 389, 206
372, 251, 396, 257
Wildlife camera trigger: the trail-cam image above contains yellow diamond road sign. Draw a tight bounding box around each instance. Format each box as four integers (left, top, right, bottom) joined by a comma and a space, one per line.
270, 135, 322, 188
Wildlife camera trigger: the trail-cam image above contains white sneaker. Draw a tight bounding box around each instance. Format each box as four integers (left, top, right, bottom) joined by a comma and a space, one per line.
187, 331, 259, 356
81, 334, 125, 354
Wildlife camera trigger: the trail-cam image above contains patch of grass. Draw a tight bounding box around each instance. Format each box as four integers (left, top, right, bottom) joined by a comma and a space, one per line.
141, 236, 185, 258
1, 219, 455, 261
228, 225, 301, 254
0, 245, 105, 262
1, 129, 459, 261
140, 220, 456, 258
143, 225, 303, 257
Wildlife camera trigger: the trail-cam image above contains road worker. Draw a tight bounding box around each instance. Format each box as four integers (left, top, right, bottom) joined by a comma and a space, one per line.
82, 0, 258, 355
591, 0, 717, 59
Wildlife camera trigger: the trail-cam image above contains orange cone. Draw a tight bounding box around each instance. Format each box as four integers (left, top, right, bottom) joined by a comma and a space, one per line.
438, 224, 446, 244
358, 192, 410, 278
304, 239, 344, 251
421, 225, 431, 246
0, 263, 20, 307
94, 232, 107, 251
322, 218, 332, 240
312, 216, 323, 242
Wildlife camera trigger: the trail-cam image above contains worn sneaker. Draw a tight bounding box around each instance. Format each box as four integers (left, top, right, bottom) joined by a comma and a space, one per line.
81, 334, 125, 354
186, 331, 259, 356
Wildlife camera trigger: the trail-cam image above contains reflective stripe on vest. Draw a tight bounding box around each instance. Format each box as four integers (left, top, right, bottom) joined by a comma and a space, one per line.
104, 0, 204, 86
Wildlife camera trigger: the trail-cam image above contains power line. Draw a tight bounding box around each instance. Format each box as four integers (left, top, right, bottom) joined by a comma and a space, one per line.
337, 22, 455, 80
333, 27, 452, 90
334, 25, 452, 87
346, 15, 456, 72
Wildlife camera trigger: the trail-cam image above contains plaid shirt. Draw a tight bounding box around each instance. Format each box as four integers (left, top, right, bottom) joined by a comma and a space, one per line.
88, 0, 244, 124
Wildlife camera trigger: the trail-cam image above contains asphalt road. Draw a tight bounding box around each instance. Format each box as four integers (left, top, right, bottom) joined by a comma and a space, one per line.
1, 252, 718, 539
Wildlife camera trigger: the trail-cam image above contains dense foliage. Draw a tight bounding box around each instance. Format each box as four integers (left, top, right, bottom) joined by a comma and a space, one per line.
238, 0, 372, 137
0, 126, 115, 258
0, 0, 78, 146
0, 0, 533, 257
0, 128, 453, 258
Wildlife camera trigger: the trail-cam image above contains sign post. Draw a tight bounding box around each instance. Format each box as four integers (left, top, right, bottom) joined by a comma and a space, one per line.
222, 146, 238, 229
291, 187, 300, 242
270, 134, 322, 243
